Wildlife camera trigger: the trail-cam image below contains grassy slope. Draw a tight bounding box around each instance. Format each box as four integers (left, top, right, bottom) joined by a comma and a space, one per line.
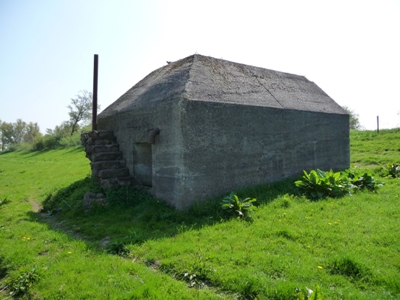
0, 148, 217, 299
0, 130, 399, 299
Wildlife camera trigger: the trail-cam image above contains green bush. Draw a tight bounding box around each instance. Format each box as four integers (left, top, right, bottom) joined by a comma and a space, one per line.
4, 265, 39, 297
59, 131, 84, 147
42, 135, 62, 149
295, 169, 351, 200
295, 168, 383, 200
296, 285, 322, 300
380, 162, 400, 178
32, 137, 45, 150
344, 168, 384, 191
220, 193, 257, 218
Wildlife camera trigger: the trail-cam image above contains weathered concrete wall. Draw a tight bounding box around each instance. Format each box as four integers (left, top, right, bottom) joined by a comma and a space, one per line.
175, 100, 349, 208
99, 97, 349, 210
97, 98, 187, 205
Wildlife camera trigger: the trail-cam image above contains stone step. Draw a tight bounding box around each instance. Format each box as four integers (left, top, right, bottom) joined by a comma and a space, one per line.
100, 176, 134, 189
100, 178, 119, 189
92, 137, 117, 145
91, 160, 127, 173
91, 152, 122, 162
86, 144, 120, 154
98, 168, 130, 179
82, 130, 134, 189
94, 130, 115, 139
118, 176, 134, 186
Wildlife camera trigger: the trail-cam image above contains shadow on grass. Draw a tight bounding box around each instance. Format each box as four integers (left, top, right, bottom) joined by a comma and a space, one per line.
21, 146, 84, 158
0, 149, 53, 157
20, 149, 52, 157
65, 146, 84, 154
0, 146, 84, 159
25, 177, 297, 254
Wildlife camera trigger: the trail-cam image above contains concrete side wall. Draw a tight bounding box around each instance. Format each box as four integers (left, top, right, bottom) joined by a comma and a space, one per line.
177, 101, 349, 208
98, 99, 349, 210
97, 99, 186, 205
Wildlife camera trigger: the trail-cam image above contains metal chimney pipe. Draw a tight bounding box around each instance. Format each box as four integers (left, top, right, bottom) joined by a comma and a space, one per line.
92, 54, 98, 131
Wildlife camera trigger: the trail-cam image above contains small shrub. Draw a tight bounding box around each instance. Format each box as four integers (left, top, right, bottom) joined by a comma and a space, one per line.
344, 168, 384, 191
380, 162, 400, 178
5, 265, 39, 297
32, 137, 46, 150
106, 241, 129, 257
221, 193, 257, 218
59, 133, 83, 147
295, 168, 383, 200
295, 169, 351, 200
182, 272, 206, 289
42, 135, 63, 149
296, 285, 322, 300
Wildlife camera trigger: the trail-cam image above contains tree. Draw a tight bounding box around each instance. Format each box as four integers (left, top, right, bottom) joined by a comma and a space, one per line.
23, 122, 42, 144
68, 90, 98, 135
0, 119, 42, 150
342, 106, 361, 130
13, 119, 27, 144
0, 121, 16, 149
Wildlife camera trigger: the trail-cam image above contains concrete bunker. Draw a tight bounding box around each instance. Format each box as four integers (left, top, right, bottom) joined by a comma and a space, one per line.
85, 54, 350, 209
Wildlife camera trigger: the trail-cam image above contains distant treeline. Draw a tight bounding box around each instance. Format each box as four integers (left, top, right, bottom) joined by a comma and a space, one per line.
1, 90, 95, 151
0, 119, 90, 151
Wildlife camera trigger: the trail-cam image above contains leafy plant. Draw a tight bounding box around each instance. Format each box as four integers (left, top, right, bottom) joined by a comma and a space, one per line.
182, 272, 206, 289
295, 168, 383, 200
295, 169, 351, 200
380, 162, 400, 178
106, 241, 130, 257
344, 168, 384, 191
5, 265, 39, 297
220, 193, 257, 218
296, 285, 322, 300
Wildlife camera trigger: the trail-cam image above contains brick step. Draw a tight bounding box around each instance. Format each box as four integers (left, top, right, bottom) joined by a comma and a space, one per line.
98, 168, 130, 179
91, 151, 122, 162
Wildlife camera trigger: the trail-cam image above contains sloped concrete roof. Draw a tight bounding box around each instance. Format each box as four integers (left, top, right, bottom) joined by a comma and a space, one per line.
100, 54, 346, 117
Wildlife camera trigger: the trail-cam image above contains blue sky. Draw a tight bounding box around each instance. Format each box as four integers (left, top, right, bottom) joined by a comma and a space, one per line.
1, 0, 399, 132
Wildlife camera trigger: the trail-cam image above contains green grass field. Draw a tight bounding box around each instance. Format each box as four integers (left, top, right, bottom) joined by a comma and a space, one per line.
0, 129, 399, 299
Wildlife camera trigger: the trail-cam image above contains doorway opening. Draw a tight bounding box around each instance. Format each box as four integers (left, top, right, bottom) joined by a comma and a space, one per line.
134, 143, 152, 187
